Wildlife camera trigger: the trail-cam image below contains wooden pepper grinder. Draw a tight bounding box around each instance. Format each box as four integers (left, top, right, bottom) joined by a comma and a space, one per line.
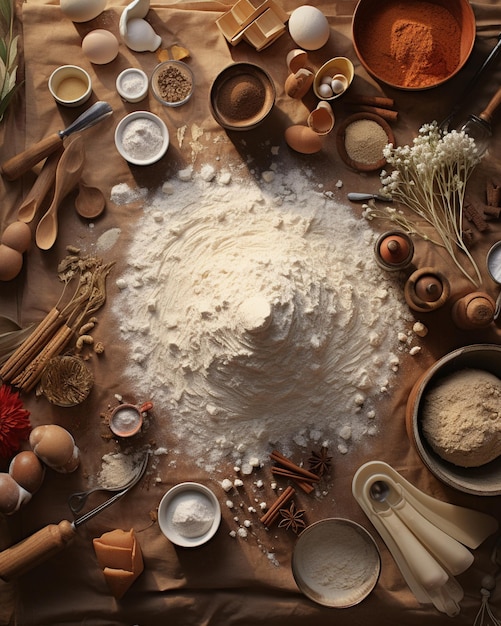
452, 292, 496, 329
404, 267, 450, 313
374, 231, 414, 271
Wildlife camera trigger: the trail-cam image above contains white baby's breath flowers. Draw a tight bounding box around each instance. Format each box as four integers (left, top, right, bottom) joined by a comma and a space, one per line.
366, 122, 482, 286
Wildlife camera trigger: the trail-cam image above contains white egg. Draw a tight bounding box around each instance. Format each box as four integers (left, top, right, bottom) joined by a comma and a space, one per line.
318, 83, 333, 98
288, 6, 330, 51
60, 0, 107, 23
320, 75, 333, 85
331, 78, 346, 94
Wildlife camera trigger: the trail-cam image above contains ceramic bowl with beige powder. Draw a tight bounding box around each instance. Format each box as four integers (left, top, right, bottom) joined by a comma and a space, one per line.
406, 343, 501, 495
292, 518, 381, 607
336, 113, 394, 172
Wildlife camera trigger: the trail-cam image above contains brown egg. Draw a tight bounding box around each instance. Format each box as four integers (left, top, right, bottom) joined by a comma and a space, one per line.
82, 29, 119, 65
285, 125, 323, 154
9, 450, 45, 493
0, 244, 23, 281
30, 424, 80, 473
0, 472, 21, 515
1, 221, 31, 253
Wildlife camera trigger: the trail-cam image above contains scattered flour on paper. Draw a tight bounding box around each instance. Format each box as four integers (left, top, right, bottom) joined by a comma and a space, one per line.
111, 164, 412, 470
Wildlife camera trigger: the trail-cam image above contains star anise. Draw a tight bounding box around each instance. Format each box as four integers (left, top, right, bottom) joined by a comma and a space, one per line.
278, 501, 306, 534
308, 446, 332, 477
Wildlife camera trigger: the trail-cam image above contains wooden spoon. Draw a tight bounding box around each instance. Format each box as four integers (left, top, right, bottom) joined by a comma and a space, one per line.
35, 136, 85, 251
17, 147, 64, 223
75, 180, 106, 219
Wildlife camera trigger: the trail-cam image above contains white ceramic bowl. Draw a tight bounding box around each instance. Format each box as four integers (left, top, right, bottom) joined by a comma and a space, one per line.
116, 68, 149, 103
48, 65, 92, 107
114, 111, 169, 166
158, 482, 221, 547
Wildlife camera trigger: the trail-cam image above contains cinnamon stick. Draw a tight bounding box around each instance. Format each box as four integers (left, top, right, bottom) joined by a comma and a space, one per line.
271, 467, 318, 483
270, 450, 319, 481
260, 486, 295, 527
345, 94, 395, 109
350, 104, 398, 122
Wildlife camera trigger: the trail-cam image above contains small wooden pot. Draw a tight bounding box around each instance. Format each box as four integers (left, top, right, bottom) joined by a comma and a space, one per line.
374, 230, 414, 271
451, 291, 495, 330
404, 267, 450, 313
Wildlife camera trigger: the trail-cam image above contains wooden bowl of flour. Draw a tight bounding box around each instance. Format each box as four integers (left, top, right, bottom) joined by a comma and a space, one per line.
406, 343, 501, 495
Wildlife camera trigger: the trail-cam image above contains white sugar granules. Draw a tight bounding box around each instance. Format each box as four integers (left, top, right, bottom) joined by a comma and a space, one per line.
112, 165, 411, 470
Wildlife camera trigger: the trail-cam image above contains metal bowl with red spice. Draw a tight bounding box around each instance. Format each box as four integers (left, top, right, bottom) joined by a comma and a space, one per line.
352, 0, 476, 90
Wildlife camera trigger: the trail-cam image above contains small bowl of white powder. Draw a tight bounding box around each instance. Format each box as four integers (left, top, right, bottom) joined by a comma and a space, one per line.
115, 111, 169, 166
158, 482, 221, 547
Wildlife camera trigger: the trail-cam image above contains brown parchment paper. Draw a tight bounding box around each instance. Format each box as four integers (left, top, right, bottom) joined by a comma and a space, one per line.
1, 1, 501, 624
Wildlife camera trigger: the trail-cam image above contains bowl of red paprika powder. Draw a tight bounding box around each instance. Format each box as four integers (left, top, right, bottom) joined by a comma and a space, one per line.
352, 0, 475, 90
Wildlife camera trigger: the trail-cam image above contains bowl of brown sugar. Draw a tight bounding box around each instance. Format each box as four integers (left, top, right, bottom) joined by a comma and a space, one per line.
209, 62, 276, 131
352, 0, 475, 90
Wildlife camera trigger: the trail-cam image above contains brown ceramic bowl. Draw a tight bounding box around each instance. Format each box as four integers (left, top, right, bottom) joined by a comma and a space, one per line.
352, 0, 476, 90
406, 344, 501, 495
336, 113, 394, 172
209, 62, 276, 131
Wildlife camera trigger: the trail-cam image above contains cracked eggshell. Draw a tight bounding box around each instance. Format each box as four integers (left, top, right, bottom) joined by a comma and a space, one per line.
9, 451, 45, 494
30, 424, 80, 473
60, 0, 107, 23
121, 17, 161, 52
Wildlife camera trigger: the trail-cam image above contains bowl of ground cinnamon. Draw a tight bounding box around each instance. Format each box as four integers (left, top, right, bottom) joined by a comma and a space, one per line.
209, 62, 276, 131
352, 0, 475, 90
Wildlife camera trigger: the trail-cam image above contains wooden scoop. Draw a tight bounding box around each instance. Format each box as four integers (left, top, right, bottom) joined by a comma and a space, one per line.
35, 135, 85, 251
75, 180, 106, 219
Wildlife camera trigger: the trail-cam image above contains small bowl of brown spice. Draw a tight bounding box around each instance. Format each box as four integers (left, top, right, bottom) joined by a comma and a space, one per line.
150, 60, 194, 107
209, 62, 276, 131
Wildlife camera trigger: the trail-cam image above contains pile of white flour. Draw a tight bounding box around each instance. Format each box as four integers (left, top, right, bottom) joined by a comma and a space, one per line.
111, 163, 412, 470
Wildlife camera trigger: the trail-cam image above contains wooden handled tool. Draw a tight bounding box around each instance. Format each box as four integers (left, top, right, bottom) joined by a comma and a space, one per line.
0, 452, 149, 581
0, 101, 112, 181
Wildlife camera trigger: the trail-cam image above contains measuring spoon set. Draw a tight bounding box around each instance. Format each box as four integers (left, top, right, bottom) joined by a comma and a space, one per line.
353, 461, 498, 617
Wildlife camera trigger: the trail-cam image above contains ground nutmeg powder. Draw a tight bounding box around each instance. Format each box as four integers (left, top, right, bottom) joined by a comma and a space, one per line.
217, 74, 266, 122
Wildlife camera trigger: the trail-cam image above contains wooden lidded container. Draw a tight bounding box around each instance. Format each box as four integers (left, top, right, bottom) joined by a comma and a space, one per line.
451, 292, 496, 330
374, 230, 414, 271
404, 267, 450, 313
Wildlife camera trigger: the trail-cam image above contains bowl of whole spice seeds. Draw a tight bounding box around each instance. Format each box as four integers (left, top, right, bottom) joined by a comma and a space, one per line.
209, 62, 276, 131
150, 60, 194, 107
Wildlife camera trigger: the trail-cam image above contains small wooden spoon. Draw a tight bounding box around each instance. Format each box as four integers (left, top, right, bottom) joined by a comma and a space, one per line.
35, 136, 85, 251
75, 180, 106, 219
17, 147, 64, 223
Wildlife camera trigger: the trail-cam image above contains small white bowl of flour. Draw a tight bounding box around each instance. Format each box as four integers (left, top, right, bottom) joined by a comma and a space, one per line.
115, 111, 169, 166
158, 482, 221, 547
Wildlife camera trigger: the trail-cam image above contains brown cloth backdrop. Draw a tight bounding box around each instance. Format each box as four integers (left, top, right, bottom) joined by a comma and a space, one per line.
1, 0, 501, 624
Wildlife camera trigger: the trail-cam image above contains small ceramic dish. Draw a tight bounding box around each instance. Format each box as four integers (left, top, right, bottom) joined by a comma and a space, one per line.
115, 111, 169, 166
116, 68, 149, 103
150, 60, 194, 108
48, 65, 92, 107
313, 57, 354, 101
487, 241, 501, 284
292, 518, 381, 607
158, 482, 221, 547
109, 401, 153, 437
336, 112, 394, 172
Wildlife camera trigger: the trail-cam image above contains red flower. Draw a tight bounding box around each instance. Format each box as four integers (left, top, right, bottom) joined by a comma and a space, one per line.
0, 384, 31, 462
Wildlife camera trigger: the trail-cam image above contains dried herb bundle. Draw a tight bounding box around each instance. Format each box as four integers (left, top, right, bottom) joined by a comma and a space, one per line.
0, 0, 20, 122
